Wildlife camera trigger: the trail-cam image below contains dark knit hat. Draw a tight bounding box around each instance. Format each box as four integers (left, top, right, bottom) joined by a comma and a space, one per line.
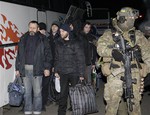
52, 21, 61, 27
38, 22, 47, 30
60, 23, 71, 33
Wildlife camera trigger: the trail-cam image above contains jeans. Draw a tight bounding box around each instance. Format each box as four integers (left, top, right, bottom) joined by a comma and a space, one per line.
23, 65, 42, 113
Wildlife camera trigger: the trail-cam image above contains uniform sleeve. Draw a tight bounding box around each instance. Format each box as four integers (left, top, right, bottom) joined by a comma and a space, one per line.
136, 30, 150, 72
97, 29, 115, 57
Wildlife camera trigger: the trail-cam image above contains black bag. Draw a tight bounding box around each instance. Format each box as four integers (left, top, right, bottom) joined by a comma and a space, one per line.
8, 77, 25, 106
69, 81, 98, 115
49, 73, 60, 101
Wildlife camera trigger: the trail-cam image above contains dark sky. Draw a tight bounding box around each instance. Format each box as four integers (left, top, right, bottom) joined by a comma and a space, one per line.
51, 0, 146, 18
86, 0, 146, 17
3, 0, 147, 18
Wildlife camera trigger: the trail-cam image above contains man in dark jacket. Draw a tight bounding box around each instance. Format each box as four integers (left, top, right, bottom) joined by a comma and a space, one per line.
15, 21, 52, 115
48, 21, 60, 70
45, 21, 60, 105
38, 22, 52, 111
79, 22, 97, 84
54, 23, 85, 115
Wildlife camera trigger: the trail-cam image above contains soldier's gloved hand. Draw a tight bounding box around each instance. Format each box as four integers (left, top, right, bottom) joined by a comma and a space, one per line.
133, 49, 142, 61
112, 49, 124, 62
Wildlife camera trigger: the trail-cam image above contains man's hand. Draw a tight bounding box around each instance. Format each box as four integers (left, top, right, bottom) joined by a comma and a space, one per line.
52, 67, 54, 73
16, 71, 20, 77
55, 73, 60, 79
91, 65, 95, 70
79, 77, 84, 81
44, 70, 50, 77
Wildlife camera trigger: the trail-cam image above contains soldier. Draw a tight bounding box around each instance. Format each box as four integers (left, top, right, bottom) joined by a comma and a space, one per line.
97, 7, 150, 115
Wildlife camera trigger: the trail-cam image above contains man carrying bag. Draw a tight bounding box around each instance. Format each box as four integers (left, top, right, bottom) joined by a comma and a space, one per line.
54, 23, 85, 115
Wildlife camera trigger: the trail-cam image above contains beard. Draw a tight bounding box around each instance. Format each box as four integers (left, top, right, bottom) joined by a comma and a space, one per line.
29, 31, 36, 36
61, 33, 69, 39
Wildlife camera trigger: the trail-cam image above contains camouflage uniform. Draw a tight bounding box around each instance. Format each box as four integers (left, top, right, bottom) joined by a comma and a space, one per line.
97, 7, 150, 115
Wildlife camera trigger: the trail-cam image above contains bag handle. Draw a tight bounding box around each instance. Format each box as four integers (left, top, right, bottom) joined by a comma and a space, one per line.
14, 76, 23, 85
78, 79, 86, 86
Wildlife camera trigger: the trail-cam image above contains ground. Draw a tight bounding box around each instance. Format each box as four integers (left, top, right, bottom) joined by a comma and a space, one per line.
3, 79, 150, 115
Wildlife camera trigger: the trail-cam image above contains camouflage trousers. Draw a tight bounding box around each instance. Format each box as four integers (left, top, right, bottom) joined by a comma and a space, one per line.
104, 68, 142, 115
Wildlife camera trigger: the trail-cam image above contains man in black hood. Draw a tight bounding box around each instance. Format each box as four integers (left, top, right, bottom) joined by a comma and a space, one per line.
54, 23, 85, 115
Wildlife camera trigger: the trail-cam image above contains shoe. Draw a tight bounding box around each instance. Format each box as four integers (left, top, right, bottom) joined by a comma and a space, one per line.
46, 100, 53, 106
68, 107, 72, 111
33, 111, 41, 115
24, 111, 32, 115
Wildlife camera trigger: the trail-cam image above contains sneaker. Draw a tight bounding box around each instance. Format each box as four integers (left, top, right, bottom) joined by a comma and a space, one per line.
33, 111, 41, 115
24, 111, 32, 115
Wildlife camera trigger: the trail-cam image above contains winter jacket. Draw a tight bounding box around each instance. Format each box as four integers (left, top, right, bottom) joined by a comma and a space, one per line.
15, 32, 52, 77
54, 37, 85, 76
78, 32, 97, 66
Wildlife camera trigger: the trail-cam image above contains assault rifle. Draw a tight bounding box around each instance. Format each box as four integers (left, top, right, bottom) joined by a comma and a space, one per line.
117, 33, 137, 112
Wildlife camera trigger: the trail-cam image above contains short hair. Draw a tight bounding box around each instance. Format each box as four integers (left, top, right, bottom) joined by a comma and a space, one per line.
28, 20, 38, 26
82, 21, 91, 30
38, 22, 47, 30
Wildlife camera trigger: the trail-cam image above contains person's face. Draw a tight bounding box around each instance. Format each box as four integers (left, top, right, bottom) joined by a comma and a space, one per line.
28, 23, 38, 36
60, 29, 69, 39
83, 24, 91, 34
51, 25, 59, 33
39, 30, 46, 35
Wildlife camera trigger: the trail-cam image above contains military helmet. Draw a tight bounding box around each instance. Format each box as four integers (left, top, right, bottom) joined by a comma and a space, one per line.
116, 7, 139, 21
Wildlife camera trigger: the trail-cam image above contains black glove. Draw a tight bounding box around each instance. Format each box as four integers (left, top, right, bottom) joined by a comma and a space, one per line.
133, 46, 142, 61
112, 49, 124, 62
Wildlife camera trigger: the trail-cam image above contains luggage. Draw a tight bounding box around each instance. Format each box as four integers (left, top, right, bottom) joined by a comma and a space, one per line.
8, 77, 25, 106
49, 73, 60, 101
69, 81, 98, 115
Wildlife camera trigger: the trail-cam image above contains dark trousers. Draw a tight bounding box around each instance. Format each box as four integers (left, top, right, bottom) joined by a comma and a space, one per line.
58, 73, 79, 115
42, 76, 50, 107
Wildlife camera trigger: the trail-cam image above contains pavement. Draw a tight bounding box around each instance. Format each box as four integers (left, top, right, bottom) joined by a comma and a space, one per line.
3, 79, 150, 115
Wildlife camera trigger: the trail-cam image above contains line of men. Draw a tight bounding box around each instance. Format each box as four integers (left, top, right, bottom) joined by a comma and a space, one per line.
15, 19, 97, 115
15, 6, 150, 115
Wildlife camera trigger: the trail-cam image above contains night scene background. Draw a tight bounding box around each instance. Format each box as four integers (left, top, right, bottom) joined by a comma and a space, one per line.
1, 0, 147, 16
1, 0, 150, 34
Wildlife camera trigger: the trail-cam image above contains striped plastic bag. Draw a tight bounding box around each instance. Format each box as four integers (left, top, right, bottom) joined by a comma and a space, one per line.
69, 82, 98, 115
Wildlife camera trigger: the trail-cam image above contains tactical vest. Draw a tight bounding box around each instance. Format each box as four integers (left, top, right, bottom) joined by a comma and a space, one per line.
101, 29, 148, 77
